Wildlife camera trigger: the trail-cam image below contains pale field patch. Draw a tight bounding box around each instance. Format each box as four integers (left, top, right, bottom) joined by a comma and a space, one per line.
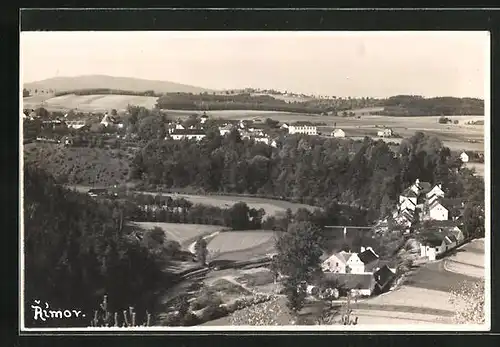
464, 163, 485, 177
207, 231, 275, 254
351, 309, 451, 325
130, 222, 222, 246
361, 286, 458, 313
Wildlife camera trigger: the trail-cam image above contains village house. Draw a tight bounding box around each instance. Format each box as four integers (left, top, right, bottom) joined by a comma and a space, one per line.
426, 184, 445, 202
377, 128, 393, 137
322, 247, 379, 274
322, 273, 376, 297
288, 122, 318, 136
460, 151, 470, 163
419, 232, 457, 261
280, 123, 289, 129
65, 120, 87, 129
200, 113, 209, 124
332, 129, 346, 138
169, 129, 206, 141
100, 114, 124, 128
218, 124, 234, 136
373, 265, 396, 294
426, 199, 449, 221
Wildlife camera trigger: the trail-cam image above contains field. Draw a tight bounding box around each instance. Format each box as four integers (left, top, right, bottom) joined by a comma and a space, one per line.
207, 231, 276, 261
23, 94, 159, 112
165, 193, 317, 217
130, 222, 224, 247
444, 238, 485, 278
23, 143, 131, 186
464, 162, 486, 177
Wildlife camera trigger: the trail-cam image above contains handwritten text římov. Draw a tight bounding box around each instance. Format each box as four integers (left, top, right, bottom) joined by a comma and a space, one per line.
31, 300, 86, 322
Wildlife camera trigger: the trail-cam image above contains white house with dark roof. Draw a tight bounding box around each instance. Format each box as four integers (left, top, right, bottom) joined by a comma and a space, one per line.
426, 184, 445, 201
170, 129, 206, 141
428, 199, 449, 221
289, 123, 317, 135
200, 113, 209, 124
460, 151, 469, 163
332, 129, 346, 138
218, 124, 234, 136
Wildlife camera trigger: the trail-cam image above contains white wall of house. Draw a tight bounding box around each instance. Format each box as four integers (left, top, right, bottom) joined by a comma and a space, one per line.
429, 204, 449, 221
219, 129, 232, 136
322, 254, 347, 273
420, 245, 438, 261
332, 129, 345, 138
289, 125, 317, 135
460, 152, 469, 163
346, 254, 365, 274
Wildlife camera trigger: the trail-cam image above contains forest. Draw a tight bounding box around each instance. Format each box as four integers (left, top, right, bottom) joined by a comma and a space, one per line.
24, 166, 176, 327
375, 95, 484, 116
129, 130, 481, 221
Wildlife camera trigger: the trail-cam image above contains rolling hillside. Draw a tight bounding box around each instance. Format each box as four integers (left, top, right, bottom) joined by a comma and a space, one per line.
24, 75, 213, 94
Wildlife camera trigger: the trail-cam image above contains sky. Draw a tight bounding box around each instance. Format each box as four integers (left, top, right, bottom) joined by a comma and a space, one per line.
20, 31, 489, 98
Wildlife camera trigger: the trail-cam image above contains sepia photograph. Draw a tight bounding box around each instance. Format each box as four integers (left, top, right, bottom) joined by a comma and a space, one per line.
20, 30, 489, 331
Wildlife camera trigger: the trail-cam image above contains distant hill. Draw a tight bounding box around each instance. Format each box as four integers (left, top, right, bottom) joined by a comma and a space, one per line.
24, 75, 213, 94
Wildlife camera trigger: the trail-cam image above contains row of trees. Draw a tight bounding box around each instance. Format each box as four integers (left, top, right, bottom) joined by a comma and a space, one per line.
378, 95, 484, 116
129, 130, 477, 221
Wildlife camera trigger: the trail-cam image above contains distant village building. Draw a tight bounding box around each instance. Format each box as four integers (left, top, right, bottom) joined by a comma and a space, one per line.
170, 129, 206, 141
200, 113, 209, 124
65, 120, 87, 129
460, 151, 470, 163
280, 123, 289, 129
218, 124, 234, 136
332, 129, 346, 138
377, 128, 393, 137
288, 122, 318, 135
100, 114, 124, 128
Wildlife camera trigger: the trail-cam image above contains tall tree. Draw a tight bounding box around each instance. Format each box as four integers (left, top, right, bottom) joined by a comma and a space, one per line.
274, 221, 323, 314
194, 236, 208, 265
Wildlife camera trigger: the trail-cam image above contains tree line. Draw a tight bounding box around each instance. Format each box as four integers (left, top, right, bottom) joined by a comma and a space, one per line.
375, 95, 484, 116
129, 130, 481, 221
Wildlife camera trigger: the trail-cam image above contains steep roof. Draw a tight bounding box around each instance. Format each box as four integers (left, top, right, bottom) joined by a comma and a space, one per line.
401, 188, 418, 198
358, 248, 379, 265
336, 251, 353, 264
429, 198, 447, 210
374, 265, 395, 289
418, 182, 432, 194
322, 273, 374, 290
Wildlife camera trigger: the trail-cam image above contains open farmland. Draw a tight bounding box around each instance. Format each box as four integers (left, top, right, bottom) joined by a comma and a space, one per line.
130, 222, 225, 247
165, 193, 317, 217
464, 163, 486, 177
26, 94, 159, 112
207, 231, 275, 261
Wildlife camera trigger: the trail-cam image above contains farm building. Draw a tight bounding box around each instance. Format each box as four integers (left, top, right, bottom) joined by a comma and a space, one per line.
170, 129, 206, 141
332, 129, 346, 138
419, 232, 457, 261
288, 122, 318, 135
280, 123, 289, 129
175, 123, 185, 130
65, 120, 87, 129
427, 199, 449, 221
460, 151, 470, 163
377, 128, 393, 137
322, 273, 376, 297
321, 247, 379, 274
373, 265, 396, 294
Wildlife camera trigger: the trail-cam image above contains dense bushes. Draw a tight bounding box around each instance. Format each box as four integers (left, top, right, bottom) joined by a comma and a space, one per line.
24, 165, 170, 327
